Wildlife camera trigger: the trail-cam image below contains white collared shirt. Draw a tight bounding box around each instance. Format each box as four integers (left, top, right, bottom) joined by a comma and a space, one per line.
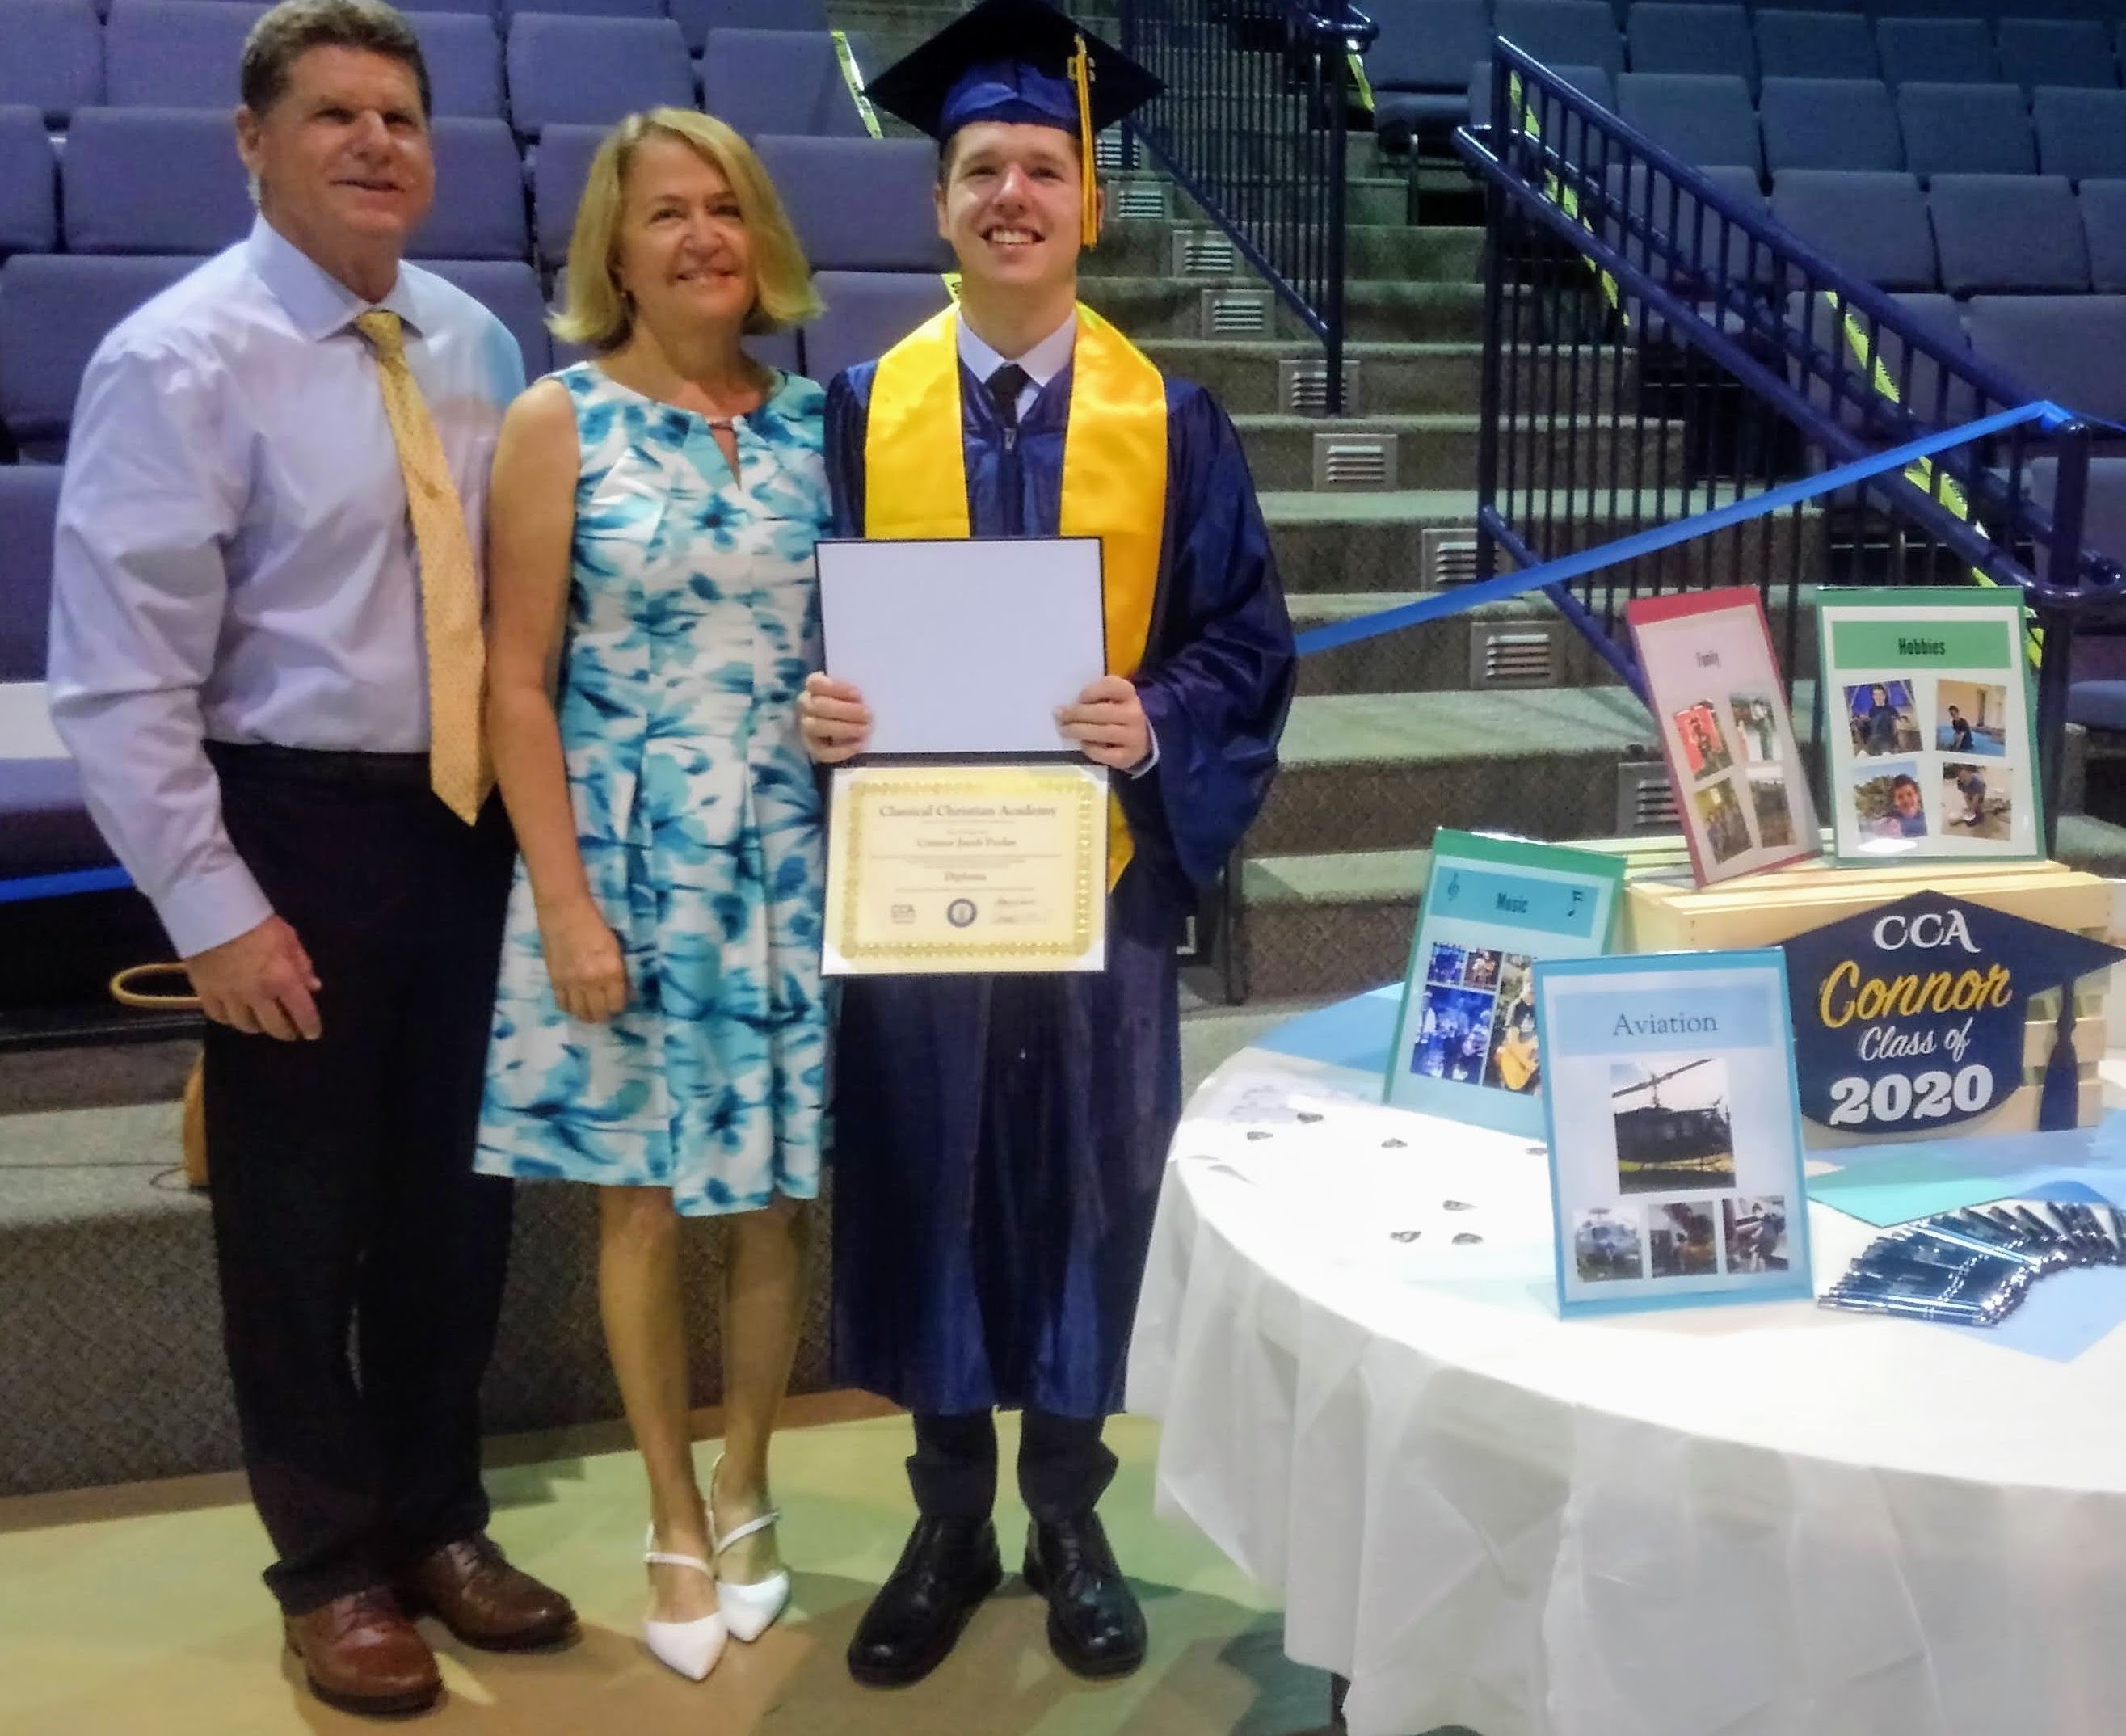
955, 309, 1077, 419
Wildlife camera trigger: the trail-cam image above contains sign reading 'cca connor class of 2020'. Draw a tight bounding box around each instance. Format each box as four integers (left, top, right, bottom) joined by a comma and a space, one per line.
1780, 892, 2123, 1136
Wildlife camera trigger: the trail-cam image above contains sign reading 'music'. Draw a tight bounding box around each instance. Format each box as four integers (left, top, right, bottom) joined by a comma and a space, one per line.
1779, 891, 2123, 1136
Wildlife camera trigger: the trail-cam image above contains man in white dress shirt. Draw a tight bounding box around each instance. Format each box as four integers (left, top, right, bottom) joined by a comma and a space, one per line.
47, 0, 571, 1713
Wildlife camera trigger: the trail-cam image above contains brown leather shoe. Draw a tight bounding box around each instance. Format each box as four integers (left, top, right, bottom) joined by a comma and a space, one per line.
284, 1588, 442, 1717
398, 1535, 576, 1651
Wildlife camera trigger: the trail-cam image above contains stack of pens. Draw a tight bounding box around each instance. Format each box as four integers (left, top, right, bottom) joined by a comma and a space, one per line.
1821, 1199, 2126, 1326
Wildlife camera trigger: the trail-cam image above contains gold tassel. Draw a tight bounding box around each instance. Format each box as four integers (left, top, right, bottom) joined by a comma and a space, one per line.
1070, 33, 1097, 247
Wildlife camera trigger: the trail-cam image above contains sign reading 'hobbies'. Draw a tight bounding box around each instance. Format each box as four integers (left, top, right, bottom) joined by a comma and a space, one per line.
1780, 892, 2122, 1135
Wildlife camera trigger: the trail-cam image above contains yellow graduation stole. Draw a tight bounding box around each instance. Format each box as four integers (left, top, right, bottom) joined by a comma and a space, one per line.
863, 302, 1168, 890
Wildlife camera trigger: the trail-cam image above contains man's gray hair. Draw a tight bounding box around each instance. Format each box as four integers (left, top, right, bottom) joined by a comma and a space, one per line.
240, 0, 432, 119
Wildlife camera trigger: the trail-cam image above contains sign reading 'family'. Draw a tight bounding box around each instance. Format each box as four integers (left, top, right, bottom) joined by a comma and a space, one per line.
1779, 892, 2122, 1135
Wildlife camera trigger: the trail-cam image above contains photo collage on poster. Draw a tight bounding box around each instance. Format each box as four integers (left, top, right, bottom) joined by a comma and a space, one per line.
1626, 590, 1819, 886
1537, 951, 1813, 1315
1818, 591, 2040, 862
1383, 833, 1626, 1139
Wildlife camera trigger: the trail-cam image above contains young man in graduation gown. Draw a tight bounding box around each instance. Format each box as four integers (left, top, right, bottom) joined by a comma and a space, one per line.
798, 0, 1297, 1688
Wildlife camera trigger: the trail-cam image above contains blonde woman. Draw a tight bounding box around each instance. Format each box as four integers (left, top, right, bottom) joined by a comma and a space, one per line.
474, 109, 827, 1682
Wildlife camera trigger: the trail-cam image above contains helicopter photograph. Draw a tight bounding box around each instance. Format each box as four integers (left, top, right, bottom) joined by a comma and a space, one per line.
1610, 1057, 1736, 1194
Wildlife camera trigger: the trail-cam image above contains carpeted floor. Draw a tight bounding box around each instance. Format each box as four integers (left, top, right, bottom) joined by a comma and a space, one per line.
0, 1409, 1338, 1736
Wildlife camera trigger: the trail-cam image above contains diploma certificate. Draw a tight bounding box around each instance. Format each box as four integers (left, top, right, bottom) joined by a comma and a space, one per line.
823, 764, 1108, 975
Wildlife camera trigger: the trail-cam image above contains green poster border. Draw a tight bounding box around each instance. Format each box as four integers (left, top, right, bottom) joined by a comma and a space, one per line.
1380, 830, 1629, 1119
1813, 587, 2044, 867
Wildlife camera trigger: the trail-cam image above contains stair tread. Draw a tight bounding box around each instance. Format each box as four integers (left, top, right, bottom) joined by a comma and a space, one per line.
1282, 686, 1653, 765
1243, 815, 2126, 908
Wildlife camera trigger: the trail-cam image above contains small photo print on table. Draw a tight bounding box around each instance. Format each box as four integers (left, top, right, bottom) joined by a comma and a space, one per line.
1846, 680, 1923, 757
1647, 1199, 1720, 1278
1484, 954, 1541, 1095
1748, 766, 1794, 848
1729, 693, 1780, 765
1723, 1196, 1790, 1273
1425, 942, 1467, 987
1572, 1207, 1644, 1283
1939, 762, 2011, 841
1673, 701, 1733, 780
1611, 1056, 1735, 1194
1412, 983, 1499, 1085
1935, 680, 2009, 759
1694, 777, 1753, 866
1851, 760, 1929, 845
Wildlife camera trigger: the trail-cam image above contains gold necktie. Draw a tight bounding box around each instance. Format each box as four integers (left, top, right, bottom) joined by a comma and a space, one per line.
354, 308, 490, 824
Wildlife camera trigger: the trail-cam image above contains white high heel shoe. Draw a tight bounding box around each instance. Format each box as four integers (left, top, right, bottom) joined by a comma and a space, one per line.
709, 1454, 791, 1644
642, 1526, 728, 1680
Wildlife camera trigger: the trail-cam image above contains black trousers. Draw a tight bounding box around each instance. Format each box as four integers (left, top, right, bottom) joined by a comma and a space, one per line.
202, 744, 516, 1615
908, 1409, 1118, 1523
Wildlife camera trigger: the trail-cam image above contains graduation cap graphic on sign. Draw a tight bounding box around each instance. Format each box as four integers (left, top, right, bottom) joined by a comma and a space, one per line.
1781, 892, 2124, 1136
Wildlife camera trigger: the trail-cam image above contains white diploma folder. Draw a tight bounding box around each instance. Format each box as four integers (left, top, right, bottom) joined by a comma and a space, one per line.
817, 535, 1107, 756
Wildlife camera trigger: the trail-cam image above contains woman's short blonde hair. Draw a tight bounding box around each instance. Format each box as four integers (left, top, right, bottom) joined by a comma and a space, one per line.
550, 107, 820, 352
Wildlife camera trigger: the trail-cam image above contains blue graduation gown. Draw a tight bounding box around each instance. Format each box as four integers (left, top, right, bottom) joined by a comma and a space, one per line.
823, 356, 1296, 1418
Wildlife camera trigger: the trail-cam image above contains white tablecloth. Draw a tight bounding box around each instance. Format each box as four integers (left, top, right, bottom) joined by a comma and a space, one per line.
1126, 1013, 2126, 1736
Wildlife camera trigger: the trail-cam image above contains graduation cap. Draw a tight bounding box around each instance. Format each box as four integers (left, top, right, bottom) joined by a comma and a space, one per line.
1781, 891, 2125, 1135
863, 0, 1164, 246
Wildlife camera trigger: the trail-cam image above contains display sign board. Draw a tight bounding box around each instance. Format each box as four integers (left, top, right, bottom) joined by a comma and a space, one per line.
1383, 832, 1626, 1136
1536, 950, 1815, 1316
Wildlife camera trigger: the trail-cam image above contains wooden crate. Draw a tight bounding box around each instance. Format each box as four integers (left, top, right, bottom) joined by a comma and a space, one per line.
1616, 853, 2115, 1144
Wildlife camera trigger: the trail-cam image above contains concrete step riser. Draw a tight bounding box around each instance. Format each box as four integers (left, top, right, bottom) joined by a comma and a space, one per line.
1149, 349, 1631, 417
1287, 609, 1620, 697
1080, 281, 1488, 344
1249, 748, 1640, 857
1236, 895, 1418, 1002
1080, 223, 1481, 284
1236, 420, 1680, 493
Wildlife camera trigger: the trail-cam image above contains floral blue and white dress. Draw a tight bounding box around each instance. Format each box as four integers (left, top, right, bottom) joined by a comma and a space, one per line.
476, 363, 830, 1216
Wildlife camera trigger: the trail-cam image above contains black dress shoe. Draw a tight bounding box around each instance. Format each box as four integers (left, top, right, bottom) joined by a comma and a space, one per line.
1022, 1513, 1147, 1679
848, 1516, 1003, 1688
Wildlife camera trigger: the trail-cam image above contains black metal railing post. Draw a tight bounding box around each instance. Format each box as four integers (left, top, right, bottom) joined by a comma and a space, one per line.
1319, 12, 1353, 415
1472, 56, 1510, 585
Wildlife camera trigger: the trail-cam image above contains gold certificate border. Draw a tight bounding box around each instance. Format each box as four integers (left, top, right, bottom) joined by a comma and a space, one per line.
831, 765, 1104, 967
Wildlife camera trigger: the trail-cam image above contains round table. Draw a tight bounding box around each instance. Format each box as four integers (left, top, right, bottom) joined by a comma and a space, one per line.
1126, 987, 2126, 1736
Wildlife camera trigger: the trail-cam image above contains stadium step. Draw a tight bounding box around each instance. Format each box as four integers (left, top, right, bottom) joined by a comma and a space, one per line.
1228, 411, 1684, 492
1235, 814, 2126, 1003
1084, 219, 1483, 284
1137, 337, 1640, 418
1083, 275, 1488, 343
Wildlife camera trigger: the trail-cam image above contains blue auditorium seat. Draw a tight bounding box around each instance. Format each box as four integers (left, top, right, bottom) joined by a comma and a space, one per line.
671, 0, 828, 55
1965, 295, 2126, 428
1930, 175, 2089, 295
702, 31, 868, 140
1784, 288, 1977, 438
0, 467, 61, 685
755, 137, 949, 272
501, 0, 662, 19
2033, 89, 2126, 186
1771, 169, 1936, 290
413, 119, 528, 260
394, 0, 495, 14
1601, 161, 1769, 303
504, 15, 693, 137
1758, 78, 1902, 175
0, 252, 198, 458
2083, 180, 2126, 293
1623, 5, 1756, 92
0, 0, 103, 126
1872, 0, 1986, 15
406, 11, 504, 120
1897, 83, 2035, 180
61, 108, 250, 255
1874, 18, 1997, 87
0, 109, 57, 258
104, 2, 267, 111
1995, 19, 2118, 97
1615, 72, 1759, 173
1365, 0, 1492, 144
1753, 11, 1878, 82
805, 270, 952, 386
530, 121, 600, 268
1466, 61, 1614, 130
423, 259, 550, 377
1494, 0, 1624, 80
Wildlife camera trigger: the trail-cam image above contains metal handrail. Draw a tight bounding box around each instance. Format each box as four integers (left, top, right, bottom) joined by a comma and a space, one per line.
1120, 0, 1375, 412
